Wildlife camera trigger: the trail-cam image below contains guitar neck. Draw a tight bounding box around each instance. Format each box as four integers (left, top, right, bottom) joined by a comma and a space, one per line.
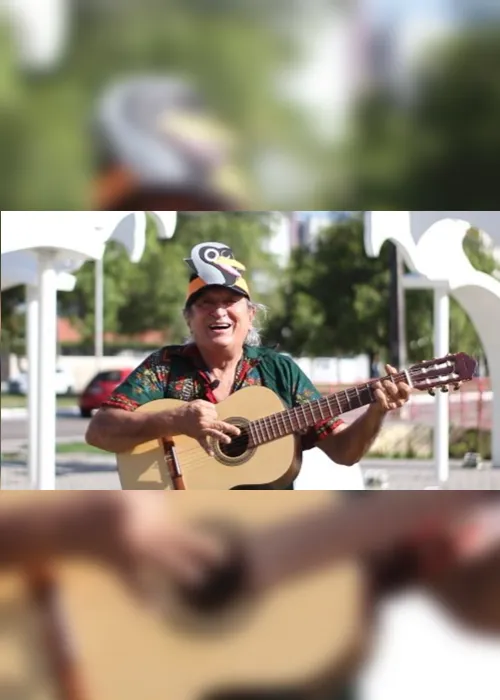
248, 371, 410, 446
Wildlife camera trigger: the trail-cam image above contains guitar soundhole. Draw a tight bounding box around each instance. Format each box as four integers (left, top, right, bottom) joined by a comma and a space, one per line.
169, 522, 252, 632
220, 428, 249, 458
178, 550, 247, 615
213, 417, 255, 466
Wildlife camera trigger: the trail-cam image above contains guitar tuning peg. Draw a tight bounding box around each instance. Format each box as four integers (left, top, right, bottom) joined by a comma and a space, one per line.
441, 387, 449, 393
428, 389, 436, 397
454, 384, 461, 391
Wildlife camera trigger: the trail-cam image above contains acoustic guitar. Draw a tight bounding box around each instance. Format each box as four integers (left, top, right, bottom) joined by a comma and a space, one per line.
116, 353, 477, 490
0, 490, 496, 700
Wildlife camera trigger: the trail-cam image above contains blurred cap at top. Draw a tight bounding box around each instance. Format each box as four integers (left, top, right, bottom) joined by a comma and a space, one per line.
92, 75, 252, 211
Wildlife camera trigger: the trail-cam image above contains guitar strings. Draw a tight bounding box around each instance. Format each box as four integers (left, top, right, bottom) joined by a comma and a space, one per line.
173, 368, 428, 462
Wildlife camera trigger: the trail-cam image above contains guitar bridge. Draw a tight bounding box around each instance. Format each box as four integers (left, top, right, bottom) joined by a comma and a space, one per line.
161, 438, 186, 490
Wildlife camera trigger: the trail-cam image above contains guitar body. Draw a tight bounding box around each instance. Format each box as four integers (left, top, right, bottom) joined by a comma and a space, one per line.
0, 492, 366, 700
117, 387, 301, 491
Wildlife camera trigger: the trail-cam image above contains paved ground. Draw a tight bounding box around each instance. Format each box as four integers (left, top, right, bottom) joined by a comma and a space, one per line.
1, 412, 90, 446
1, 453, 498, 491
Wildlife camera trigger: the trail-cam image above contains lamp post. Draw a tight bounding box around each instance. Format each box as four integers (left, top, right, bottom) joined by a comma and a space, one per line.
95, 258, 104, 369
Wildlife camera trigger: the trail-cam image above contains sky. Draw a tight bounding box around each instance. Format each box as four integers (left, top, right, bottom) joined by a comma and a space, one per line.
367, 0, 452, 25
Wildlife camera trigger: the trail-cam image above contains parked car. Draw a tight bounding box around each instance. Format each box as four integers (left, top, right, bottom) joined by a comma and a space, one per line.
78, 368, 133, 418
8, 367, 75, 395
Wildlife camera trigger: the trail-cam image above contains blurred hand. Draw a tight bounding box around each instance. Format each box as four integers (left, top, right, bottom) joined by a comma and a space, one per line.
368, 500, 500, 636
86, 492, 229, 605
423, 501, 500, 634
371, 364, 412, 414
173, 400, 240, 456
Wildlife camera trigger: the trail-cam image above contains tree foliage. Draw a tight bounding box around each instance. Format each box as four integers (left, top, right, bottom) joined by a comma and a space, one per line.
264, 218, 499, 363
340, 28, 500, 210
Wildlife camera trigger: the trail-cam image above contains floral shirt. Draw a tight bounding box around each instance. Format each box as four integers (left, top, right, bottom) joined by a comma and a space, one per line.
103, 344, 345, 487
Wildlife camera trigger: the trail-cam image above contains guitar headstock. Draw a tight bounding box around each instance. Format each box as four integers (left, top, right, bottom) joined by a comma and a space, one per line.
409, 353, 477, 396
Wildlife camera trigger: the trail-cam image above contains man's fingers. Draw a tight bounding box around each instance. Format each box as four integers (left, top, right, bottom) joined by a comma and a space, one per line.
204, 429, 231, 444
382, 379, 400, 398
222, 422, 241, 437
373, 387, 389, 411
200, 427, 239, 455
199, 436, 216, 456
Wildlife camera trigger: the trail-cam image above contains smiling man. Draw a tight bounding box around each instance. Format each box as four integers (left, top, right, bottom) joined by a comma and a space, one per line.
85, 241, 411, 488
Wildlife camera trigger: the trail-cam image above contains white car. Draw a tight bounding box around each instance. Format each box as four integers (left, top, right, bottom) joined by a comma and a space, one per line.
8, 367, 75, 396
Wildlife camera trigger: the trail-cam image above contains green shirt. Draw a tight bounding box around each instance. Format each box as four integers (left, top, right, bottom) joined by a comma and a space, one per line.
103, 344, 344, 480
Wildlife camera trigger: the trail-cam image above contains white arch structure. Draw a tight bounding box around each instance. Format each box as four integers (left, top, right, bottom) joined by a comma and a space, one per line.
1, 211, 178, 490
365, 211, 500, 478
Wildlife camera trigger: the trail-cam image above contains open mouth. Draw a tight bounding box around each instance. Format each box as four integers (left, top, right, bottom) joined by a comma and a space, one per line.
209, 323, 232, 332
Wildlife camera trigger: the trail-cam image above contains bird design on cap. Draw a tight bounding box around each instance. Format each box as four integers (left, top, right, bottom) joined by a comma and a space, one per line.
185, 242, 246, 287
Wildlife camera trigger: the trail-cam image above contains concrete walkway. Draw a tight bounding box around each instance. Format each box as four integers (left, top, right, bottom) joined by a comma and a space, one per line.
1, 454, 498, 491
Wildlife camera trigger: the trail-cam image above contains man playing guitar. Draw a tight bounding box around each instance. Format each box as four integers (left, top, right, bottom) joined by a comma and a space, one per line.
85, 241, 412, 487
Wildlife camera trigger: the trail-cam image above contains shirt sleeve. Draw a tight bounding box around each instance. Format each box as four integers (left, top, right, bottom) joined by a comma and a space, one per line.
287, 359, 345, 451
101, 349, 170, 412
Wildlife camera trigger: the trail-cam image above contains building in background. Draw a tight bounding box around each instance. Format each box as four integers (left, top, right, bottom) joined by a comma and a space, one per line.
261, 211, 356, 278
294, 211, 355, 249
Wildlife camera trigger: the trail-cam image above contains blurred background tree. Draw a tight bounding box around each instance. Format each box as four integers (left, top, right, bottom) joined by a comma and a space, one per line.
337, 28, 500, 210
0, 1, 315, 210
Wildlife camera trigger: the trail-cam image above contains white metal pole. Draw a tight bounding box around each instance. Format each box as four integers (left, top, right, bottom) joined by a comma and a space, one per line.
492, 365, 500, 468
26, 283, 39, 488
95, 257, 104, 369
434, 288, 450, 487
36, 251, 57, 490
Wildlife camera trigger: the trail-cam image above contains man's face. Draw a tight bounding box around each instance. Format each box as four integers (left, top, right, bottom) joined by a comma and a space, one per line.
187, 287, 254, 353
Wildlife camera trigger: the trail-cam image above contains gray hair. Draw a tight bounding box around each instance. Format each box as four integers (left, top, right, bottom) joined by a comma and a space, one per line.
183, 300, 268, 347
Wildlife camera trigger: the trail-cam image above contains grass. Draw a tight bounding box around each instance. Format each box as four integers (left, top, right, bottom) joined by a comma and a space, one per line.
1, 394, 78, 409
1, 442, 107, 462
55, 442, 106, 455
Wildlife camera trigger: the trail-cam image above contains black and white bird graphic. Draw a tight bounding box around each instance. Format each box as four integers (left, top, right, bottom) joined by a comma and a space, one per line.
185, 242, 246, 286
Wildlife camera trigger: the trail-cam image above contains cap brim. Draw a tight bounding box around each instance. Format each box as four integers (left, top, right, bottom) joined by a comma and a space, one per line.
185, 284, 250, 308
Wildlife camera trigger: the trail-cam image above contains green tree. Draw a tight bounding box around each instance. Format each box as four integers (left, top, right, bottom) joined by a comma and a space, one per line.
341, 28, 500, 210
265, 217, 398, 357
264, 218, 500, 364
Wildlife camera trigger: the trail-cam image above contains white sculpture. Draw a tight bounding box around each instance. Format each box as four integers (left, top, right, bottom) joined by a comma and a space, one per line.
365, 211, 500, 475
1, 211, 178, 490
1, 251, 80, 489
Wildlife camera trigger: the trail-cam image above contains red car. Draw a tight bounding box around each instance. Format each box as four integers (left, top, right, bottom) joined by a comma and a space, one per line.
78, 368, 134, 418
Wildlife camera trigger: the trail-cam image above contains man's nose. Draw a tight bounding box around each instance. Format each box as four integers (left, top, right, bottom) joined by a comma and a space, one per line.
209, 305, 227, 317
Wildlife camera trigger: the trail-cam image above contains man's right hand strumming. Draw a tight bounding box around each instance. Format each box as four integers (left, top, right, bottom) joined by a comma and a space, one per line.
173, 400, 240, 456
85, 402, 240, 456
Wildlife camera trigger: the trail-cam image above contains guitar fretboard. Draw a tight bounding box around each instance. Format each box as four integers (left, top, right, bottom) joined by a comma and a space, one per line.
247, 372, 407, 447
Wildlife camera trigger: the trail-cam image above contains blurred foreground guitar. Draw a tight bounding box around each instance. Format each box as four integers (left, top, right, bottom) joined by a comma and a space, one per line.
116, 352, 477, 490
1, 490, 497, 700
